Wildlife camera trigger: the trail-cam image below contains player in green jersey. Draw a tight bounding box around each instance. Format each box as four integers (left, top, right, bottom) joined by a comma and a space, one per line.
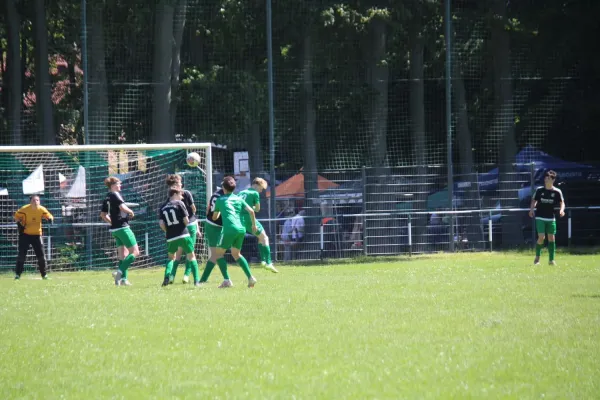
238, 177, 278, 273
202, 176, 258, 288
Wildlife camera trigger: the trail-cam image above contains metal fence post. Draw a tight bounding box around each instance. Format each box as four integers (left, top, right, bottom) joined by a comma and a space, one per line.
489, 210, 493, 252
362, 166, 367, 256
445, 0, 454, 253
530, 162, 536, 246
568, 209, 572, 247
408, 213, 412, 256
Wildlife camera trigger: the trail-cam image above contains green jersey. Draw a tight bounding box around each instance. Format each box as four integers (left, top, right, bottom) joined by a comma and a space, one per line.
213, 193, 249, 233
238, 188, 260, 210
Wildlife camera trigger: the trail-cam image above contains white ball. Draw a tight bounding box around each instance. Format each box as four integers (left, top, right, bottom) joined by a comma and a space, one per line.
186, 152, 200, 168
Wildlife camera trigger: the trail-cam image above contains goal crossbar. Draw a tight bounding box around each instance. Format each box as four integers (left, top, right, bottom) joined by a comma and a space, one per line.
0, 143, 213, 153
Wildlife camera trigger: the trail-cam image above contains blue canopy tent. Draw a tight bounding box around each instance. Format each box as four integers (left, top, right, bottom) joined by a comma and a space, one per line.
429, 146, 597, 208
451, 146, 595, 195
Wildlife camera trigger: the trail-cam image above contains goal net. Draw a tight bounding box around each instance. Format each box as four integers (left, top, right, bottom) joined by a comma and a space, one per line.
0, 143, 212, 273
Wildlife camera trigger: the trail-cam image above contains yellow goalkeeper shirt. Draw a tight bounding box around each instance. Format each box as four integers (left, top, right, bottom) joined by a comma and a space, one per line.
14, 205, 53, 235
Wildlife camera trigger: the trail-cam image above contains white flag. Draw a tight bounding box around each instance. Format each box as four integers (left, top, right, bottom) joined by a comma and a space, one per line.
59, 172, 67, 189
67, 166, 87, 198
23, 164, 45, 195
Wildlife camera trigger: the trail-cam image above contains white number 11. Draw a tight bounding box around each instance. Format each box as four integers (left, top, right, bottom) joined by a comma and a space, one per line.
162, 209, 180, 226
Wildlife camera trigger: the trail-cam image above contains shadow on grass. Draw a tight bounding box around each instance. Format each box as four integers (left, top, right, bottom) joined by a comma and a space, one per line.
562, 246, 600, 255
493, 245, 600, 256
278, 254, 434, 267
571, 294, 600, 299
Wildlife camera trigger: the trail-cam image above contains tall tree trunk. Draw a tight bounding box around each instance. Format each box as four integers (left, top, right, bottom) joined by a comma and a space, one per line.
247, 108, 264, 175
88, 2, 109, 145
6, 0, 22, 145
367, 17, 388, 170
245, 60, 265, 175
21, 28, 27, 98
492, 0, 521, 247
301, 30, 319, 260
151, 1, 174, 143
33, 0, 55, 145
409, 31, 428, 252
364, 16, 390, 254
454, 64, 485, 247
170, 0, 187, 137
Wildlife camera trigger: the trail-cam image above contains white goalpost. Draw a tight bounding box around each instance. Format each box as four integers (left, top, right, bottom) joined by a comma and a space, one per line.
0, 143, 213, 272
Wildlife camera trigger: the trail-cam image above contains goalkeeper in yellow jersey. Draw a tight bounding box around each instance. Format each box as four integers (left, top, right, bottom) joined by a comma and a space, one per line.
14, 195, 54, 280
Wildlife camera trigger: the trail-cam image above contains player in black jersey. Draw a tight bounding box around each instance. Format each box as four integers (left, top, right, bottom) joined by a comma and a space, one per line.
529, 170, 565, 265
198, 187, 231, 285
159, 188, 200, 287
100, 176, 139, 286
165, 174, 198, 284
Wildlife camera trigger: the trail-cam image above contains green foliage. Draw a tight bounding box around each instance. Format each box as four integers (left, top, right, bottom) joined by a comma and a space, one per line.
1, 0, 599, 164
53, 243, 81, 269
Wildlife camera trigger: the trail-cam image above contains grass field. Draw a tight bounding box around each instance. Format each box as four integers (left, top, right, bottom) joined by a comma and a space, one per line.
1, 252, 599, 399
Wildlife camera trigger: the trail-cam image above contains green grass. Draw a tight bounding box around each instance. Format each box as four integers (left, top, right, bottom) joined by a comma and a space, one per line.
1, 252, 599, 399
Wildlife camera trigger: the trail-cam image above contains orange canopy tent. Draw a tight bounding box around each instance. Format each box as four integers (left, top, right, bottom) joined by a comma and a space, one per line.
266, 173, 339, 198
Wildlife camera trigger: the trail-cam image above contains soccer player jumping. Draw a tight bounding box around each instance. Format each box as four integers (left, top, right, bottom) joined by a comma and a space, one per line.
529, 170, 565, 265
204, 176, 258, 288
238, 177, 278, 273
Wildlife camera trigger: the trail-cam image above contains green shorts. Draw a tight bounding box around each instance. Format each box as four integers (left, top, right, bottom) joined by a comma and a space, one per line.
243, 218, 264, 236
536, 219, 557, 235
187, 221, 198, 245
167, 235, 194, 254
217, 228, 245, 250
112, 227, 137, 248
204, 222, 222, 248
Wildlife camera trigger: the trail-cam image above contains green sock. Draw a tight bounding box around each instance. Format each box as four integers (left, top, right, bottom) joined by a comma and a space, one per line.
217, 258, 229, 280
265, 244, 272, 264
548, 241, 556, 261
535, 243, 543, 257
200, 261, 215, 283
119, 254, 135, 280
184, 257, 193, 277
171, 260, 180, 278
187, 259, 199, 282
164, 260, 174, 278
258, 244, 266, 263
237, 255, 252, 279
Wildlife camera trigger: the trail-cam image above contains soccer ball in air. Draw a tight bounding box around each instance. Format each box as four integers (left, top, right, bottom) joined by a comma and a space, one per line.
186, 152, 200, 168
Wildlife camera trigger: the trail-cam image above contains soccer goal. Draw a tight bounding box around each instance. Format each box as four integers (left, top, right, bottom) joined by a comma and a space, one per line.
0, 143, 213, 272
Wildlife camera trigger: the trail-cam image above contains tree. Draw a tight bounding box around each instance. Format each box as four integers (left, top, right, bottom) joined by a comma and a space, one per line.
367, 14, 389, 170
170, 0, 187, 137
491, 0, 521, 247
5, 0, 22, 145
87, 1, 108, 145
33, 0, 55, 144
151, 0, 175, 143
